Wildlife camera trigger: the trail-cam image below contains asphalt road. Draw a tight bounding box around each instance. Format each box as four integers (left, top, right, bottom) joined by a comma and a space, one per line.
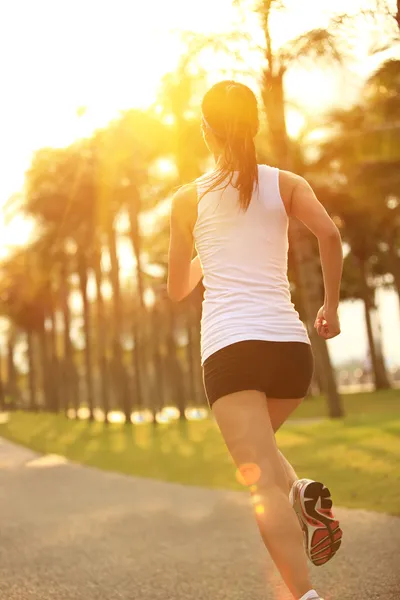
1, 437, 399, 600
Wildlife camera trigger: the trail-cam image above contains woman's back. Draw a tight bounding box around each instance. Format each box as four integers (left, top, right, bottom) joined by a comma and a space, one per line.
194, 164, 309, 364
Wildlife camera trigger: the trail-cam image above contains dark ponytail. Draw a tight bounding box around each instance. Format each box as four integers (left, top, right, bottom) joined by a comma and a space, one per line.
201, 81, 259, 211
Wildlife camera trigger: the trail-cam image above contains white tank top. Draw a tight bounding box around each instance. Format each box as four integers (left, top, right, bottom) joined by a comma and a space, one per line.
193, 164, 310, 365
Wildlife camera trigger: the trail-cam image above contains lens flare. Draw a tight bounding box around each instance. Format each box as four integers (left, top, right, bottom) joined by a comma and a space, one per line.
236, 462, 261, 486
251, 494, 262, 505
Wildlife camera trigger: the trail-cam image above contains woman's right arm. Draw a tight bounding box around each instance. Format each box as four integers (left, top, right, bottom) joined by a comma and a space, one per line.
280, 171, 343, 340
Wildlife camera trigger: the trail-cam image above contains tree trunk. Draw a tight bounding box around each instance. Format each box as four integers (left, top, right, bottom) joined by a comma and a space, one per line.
132, 309, 144, 411
0, 349, 5, 412
192, 287, 207, 407
262, 71, 291, 168
7, 326, 19, 410
60, 256, 75, 414
93, 248, 110, 423
26, 329, 38, 411
358, 258, 391, 390
152, 302, 165, 413
185, 303, 197, 406
290, 221, 344, 417
107, 224, 131, 423
386, 243, 400, 315
37, 319, 51, 410
167, 302, 186, 420
47, 291, 60, 413
77, 252, 94, 420
127, 189, 145, 308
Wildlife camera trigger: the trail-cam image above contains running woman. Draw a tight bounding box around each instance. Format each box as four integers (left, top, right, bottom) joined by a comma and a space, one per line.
168, 80, 343, 600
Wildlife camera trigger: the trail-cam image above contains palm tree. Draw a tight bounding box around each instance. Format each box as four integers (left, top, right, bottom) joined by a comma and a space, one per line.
0, 245, 54, 410
362, 59, 400, 311
312, 101, 397, 390
341, 220, 391, 390
93, 111, 170, 416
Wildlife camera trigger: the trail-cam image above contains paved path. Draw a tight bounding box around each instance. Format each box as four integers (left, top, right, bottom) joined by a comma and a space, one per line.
0, 437, 399, 600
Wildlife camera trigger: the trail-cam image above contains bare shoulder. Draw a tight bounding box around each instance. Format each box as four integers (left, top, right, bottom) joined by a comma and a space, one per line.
172, 182, 197, 206
278, 170, 311, 215
170, 183, 198, 231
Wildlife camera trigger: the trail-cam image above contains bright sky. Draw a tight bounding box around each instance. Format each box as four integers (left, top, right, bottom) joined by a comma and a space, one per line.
0, 0, 384, 234
0, 0, 399, 365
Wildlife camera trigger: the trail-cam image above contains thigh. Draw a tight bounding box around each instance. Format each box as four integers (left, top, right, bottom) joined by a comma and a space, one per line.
212, 390, 288, 491
203, 342, 264, 408
267, 397, 303, 432
265, 342, 314, 401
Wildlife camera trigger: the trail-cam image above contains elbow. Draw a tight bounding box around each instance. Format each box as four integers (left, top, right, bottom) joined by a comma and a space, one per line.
320, 224, 342, 244
167, 283, 184, 303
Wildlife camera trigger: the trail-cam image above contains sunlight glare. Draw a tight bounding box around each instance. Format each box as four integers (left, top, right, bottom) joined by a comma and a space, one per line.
156, 412, 171, 424
108, 411, 125, 424
153, 158, 177, 178
94, 408, 106, 422
131, 410, 154, 424
286, 110, 306, 139
143, 287, 156, 309
77, 407, 91, 420
0, 0, 387, 256
26, 454, 68, 468
185, 408, 208, 420
163, 115, 176, 126
162, 406, 180, 420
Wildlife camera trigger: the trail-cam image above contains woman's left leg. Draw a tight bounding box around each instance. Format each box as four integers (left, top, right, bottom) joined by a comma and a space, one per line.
267, 396, 302, 492
267, 396, 343, 567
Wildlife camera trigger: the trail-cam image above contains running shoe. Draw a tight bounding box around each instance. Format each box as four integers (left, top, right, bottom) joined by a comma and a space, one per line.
289, 479, 343, 567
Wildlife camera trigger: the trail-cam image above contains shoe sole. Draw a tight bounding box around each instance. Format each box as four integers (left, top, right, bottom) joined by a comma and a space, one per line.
292, 480, 343, 567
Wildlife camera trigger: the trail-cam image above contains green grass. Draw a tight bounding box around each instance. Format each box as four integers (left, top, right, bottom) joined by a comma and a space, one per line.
293, 388, 400, 419
0, 389, 399, 515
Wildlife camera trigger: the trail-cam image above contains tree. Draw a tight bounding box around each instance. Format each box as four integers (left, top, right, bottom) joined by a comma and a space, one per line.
25, 142, 99, 417
311, 60, 400, 389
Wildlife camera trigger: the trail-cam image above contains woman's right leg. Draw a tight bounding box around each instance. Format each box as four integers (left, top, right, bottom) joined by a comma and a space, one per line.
212, 389, 315, 600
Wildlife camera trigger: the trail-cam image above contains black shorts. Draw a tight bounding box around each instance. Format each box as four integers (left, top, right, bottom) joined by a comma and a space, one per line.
203, 340, 314, 407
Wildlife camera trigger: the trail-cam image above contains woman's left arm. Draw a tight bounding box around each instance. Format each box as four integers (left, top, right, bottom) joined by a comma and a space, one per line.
168, 184, 202, 302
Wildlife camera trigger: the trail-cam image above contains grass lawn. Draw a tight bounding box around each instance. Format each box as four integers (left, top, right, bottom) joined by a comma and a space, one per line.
0, 389, 399, 515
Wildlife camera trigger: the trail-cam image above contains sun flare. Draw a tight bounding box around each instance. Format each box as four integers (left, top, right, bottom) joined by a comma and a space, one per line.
0, 0, 381, 254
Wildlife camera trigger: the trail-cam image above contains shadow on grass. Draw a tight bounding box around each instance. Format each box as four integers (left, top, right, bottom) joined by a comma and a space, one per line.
0, 408, 399, 514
